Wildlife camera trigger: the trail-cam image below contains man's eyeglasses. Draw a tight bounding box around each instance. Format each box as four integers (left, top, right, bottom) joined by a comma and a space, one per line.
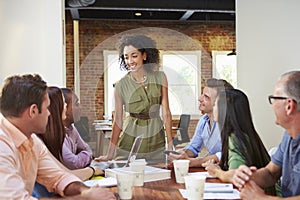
268, 95, 297, 105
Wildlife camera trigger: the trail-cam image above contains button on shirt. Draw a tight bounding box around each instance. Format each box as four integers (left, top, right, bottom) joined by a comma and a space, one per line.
62, 124, 93, 170
0, 114, 81, 200
185, 114, 221, 159
271, 131, 300, 197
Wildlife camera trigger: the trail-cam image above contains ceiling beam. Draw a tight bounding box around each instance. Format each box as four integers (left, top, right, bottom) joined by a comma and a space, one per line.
179, 10, 195, 20
66, 0, 235, 13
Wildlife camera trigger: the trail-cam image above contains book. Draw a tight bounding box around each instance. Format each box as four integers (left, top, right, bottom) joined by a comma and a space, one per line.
105, 166, 171, 182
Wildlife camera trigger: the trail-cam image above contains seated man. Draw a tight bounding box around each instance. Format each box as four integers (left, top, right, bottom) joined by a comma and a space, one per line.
169, 78, 233, 167
61, 88, 93, 169
0, 74, 115, 199
232, 71, 300, 199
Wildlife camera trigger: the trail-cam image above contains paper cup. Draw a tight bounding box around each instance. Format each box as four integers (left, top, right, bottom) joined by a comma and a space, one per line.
173, 159, 190, 183
129, 161, 146, 186
116, 173, 134, 199
184, 175, 206, 200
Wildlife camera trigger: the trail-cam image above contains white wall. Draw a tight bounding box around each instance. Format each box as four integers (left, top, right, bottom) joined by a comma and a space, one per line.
237, 0, 300, 149
0, 0, 65, 86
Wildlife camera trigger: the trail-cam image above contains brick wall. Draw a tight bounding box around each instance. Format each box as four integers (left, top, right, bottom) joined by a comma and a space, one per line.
65, 11, 235, 149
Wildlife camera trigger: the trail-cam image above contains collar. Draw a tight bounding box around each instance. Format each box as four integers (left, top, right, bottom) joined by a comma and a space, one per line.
0, 113, 31, 148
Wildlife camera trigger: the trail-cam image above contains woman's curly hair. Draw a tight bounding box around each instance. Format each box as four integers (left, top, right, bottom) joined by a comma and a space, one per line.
117, 34, 160, 72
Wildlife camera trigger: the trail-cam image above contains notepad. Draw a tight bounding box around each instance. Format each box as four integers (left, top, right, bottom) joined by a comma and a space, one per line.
204, 183, 233, 193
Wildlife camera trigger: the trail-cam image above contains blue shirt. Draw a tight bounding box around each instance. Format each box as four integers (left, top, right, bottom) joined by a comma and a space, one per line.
272, 131, 300, 197
185, 114, 221, 159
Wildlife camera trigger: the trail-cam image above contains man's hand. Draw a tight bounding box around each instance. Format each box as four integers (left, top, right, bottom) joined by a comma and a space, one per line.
81, 185, 116, 200
240, 180, 267, 200
168, 150, 189, 161
232, 165, 257, 189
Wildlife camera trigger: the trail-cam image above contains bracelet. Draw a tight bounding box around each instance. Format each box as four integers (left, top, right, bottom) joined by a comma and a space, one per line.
88, 166, 95, 180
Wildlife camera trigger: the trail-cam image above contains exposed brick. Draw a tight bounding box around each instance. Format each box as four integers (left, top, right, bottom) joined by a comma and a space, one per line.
65, 11, 235, 147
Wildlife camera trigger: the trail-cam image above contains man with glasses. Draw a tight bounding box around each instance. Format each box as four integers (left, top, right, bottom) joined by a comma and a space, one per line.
169, 78, 233, 167
232, 71, 300, 199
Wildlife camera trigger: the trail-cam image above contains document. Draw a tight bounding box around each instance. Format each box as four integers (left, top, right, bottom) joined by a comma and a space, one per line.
179, 188, 240, 199
84, 177, 117, 187
204, 183, 233, 193
187, 171, 216, 178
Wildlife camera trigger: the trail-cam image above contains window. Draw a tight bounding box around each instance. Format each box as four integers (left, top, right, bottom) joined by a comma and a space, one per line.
212, 51, 237, 88
161, 51, 201, 117
104, 50, 201, 118
104, 51, 127, 118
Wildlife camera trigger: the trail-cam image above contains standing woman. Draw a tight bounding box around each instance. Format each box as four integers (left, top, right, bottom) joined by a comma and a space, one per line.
96, 34, 173, 163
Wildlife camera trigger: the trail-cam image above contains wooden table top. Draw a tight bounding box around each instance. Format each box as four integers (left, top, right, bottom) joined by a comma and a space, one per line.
109, 165, 226, 200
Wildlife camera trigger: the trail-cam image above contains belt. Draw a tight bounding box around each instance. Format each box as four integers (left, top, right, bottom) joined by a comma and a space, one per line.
130, 112, 160, 120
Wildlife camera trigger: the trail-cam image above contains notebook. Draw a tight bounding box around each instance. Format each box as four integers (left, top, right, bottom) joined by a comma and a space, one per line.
92, 135, 143, 169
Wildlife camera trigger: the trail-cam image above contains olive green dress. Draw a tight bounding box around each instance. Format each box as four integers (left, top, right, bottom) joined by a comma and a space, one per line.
114, 71, 166, 163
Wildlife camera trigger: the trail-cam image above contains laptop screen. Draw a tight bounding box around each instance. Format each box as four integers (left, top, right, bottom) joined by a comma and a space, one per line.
92, 135, 143, 169
124, 135, 143, 167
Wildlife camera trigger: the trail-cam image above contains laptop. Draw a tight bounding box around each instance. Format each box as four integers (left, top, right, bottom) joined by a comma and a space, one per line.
92, 135, 143, 170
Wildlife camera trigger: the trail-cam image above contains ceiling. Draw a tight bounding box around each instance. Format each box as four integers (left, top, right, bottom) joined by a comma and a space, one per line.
65, 0, 235, 22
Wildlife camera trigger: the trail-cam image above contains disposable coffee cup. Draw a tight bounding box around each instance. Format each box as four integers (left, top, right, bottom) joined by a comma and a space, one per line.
184, 175, 206, 200
173, 159, 190, 183
116, 173, 134, 199
129, 161, 146, 186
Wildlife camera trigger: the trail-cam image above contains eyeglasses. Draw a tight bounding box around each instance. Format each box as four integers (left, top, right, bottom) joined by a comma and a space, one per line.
268, 95, 297, 105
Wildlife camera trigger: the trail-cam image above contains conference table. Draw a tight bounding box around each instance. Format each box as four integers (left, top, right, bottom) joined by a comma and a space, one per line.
107, 164, 239, 200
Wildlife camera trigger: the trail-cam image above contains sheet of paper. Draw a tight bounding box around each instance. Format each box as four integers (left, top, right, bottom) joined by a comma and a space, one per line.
204, 183, 233, 193
179, 188, 240, 199
187, 171, 216, 178
84, 177, 117, 187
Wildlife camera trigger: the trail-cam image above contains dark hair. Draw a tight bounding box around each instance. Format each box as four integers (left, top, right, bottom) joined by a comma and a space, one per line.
0, 74, 47, 117
206, 78, 234, 95
38, 86, 65, 161
118, 34, 160, 72
217, 89, 270, 170
61, 87, 72, 105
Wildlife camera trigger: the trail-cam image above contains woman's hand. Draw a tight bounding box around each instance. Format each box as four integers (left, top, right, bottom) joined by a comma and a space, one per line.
94, 155, 110, 162
93, 165, 104, 176
203, 159, 221, 178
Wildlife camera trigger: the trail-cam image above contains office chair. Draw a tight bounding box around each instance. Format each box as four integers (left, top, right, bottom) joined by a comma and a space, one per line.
172, 114, 191, 147
74, 116, 91, 142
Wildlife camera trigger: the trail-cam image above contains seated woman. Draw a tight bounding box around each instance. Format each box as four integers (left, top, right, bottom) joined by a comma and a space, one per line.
203, 89, 277, 195
33, 87, 103, 198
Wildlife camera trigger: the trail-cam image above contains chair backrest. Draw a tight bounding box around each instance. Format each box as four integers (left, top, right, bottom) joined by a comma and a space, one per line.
178, 114, 190, 129
74, 116, 91, 142
173, 114, 191, 147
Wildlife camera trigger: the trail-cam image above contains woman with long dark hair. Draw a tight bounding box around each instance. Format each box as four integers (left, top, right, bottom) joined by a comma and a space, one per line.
33, 87, 103, 198
204, 89, 277, 195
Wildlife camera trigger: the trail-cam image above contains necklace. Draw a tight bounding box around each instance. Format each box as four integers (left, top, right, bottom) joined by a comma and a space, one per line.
130, 73, 147, 84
